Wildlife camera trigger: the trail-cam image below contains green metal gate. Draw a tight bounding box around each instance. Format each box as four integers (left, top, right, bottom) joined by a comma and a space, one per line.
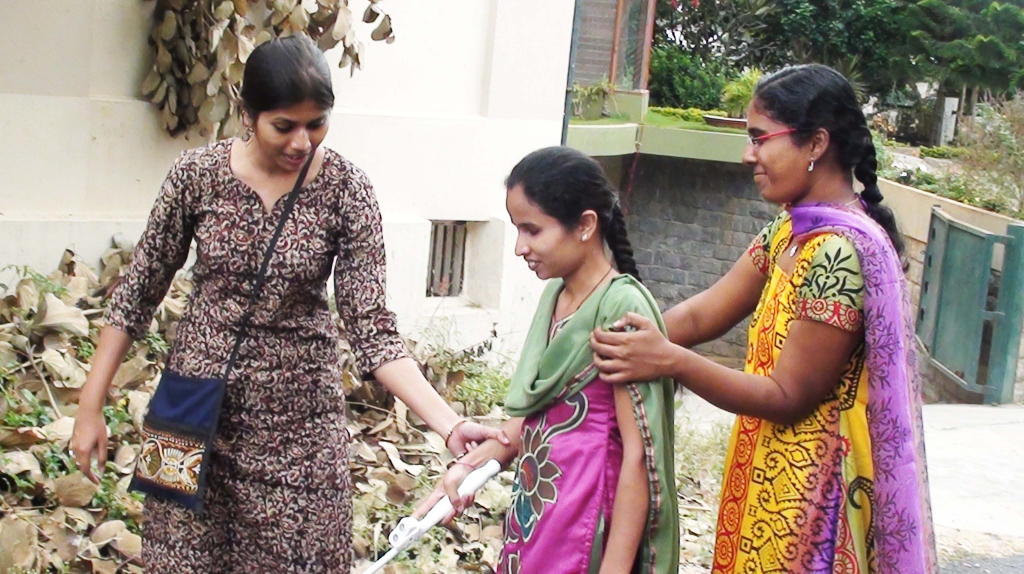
916, 206, 1024, 404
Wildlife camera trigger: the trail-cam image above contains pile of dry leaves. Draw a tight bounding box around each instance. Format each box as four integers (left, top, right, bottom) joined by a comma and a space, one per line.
0, 236, 726, 574
0, 238, 514, 574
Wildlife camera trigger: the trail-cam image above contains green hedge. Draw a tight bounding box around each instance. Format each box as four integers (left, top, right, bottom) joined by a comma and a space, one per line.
920, 146, 967, 159
649, 106, 729, 123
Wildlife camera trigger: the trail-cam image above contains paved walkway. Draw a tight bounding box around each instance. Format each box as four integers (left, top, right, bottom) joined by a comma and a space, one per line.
923, 404, 1024, 539
925, 404, 1024, 572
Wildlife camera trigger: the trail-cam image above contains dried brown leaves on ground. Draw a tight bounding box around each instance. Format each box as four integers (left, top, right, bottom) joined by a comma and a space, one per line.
0, 237, 728, 573
0, 240, 163, 574
0, 238, 516, 573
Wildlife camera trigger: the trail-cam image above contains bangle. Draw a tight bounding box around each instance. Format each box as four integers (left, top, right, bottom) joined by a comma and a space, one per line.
444, 418, 468, 448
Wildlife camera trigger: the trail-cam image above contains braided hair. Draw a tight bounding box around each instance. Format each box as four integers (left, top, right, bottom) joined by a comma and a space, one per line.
753, 64, 905, 258
506, 147, 641, 280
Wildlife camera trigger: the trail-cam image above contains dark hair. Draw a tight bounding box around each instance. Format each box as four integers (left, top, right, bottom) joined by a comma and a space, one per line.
506, 147, 640, 281
240, 35, 334, 118
753, 64, 905, 258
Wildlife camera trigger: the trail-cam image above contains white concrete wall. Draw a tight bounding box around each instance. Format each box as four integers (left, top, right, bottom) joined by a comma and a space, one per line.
0, 0, 576, 358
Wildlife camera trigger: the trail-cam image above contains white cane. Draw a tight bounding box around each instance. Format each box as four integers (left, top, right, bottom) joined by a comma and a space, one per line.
360, 459, 502, 574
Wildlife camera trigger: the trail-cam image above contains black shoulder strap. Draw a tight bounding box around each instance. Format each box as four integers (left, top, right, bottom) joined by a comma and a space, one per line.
221, 150, 318, 380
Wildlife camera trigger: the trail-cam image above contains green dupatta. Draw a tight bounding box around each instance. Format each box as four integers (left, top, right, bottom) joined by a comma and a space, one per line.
505, 274, 679, 574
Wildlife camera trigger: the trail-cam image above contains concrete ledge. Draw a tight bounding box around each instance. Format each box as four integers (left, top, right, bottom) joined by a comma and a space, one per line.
567, 123, 748, 164
640, 126, 746, 164
566, 124, 639, 157
881, 178, 1022, 245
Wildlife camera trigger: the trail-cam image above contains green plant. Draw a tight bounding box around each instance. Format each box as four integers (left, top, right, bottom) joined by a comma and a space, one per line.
452, 363, 510, 417
92, 469, 146, 532
920, 146, 966, 159
143, 330, 171, 358
4, 265, 68, 299
140, 0, 396, 138
649, 106, 729, 123
3, 388, 55, 428
41, 442, 75, 479
103, 403, 133, 437
643, 110, 748, 133
956, 97, 1024, 216
571, 77, 615, 119
722, 69, 763, 118
648, 47, 730, 110
73, 335, 96, 361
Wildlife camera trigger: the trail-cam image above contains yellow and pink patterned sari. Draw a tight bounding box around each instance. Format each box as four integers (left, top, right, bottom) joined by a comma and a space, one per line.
713, 205, 936, 574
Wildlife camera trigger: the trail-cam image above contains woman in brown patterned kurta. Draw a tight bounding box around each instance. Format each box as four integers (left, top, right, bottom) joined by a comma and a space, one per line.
70, 36, 506, 573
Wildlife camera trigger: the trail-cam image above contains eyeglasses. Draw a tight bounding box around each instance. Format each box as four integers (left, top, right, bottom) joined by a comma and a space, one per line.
747, 128, 797, 148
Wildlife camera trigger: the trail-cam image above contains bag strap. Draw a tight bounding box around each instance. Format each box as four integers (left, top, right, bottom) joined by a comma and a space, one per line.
221, 150, 318, 381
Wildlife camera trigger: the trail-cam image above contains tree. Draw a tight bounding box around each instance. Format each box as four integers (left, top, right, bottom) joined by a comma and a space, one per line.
649, 0, 917, 105
904, 0, 1024, 143
140, 0, 395, 139
654, 0, 772, 63
906, 0, 1024, 95
742, 0, 916, 99
648, 0, 771, 107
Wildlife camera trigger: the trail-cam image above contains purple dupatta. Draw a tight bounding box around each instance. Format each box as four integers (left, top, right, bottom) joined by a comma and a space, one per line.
789, 202, 937, 574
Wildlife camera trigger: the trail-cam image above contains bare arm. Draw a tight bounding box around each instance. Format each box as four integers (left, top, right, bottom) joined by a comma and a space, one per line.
72, 154, 195, 482
373, 358, 510, 454
71, 326, 134, 482
669, 320, 858, 424
594, 316, 859, 425
599, 385, 649, 574
335, 171, 508, 454
663, 255, 766, 348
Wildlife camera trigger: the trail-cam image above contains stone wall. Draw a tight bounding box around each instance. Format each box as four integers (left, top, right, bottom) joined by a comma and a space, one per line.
599, 155, 776, 363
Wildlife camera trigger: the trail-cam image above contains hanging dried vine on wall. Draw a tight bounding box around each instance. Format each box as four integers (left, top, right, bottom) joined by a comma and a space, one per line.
140, 0, 395, 139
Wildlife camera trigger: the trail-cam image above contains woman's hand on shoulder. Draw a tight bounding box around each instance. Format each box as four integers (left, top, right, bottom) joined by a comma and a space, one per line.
590, 312, 681, 384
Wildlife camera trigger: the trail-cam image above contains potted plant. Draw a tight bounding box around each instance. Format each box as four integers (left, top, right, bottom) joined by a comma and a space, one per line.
572, 77, 614, 121
706, 68, 763, 129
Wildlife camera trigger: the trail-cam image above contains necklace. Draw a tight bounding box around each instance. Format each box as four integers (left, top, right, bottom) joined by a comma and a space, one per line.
788, 195, 861, 257
557, 266, 613, 321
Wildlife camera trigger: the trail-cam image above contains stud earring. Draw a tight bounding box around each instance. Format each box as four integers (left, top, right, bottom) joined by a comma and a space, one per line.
582, 234, 589, 241
808, 160, 815, 172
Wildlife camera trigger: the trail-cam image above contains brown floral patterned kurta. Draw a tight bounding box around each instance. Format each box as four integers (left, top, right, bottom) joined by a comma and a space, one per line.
105, 140, 407, 573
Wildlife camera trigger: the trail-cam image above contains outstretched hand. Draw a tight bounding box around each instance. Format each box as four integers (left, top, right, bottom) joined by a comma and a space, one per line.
447, 421, 510, 457
590, 312, 680, 384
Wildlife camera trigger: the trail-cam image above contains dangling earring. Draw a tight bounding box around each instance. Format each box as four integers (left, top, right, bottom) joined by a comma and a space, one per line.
243, 124, 254, 142
808, 160, 815, 172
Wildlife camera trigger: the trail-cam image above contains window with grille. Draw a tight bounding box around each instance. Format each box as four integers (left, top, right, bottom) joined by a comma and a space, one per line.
426, 221, 467, 297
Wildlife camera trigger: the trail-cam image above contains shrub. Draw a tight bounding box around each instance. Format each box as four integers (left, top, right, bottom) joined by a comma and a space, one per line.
649, 106, 729, 123
648, 46, 730, 110
920, 146, 966, 159
957, 98, 1024, 217
721, 68, 763, 118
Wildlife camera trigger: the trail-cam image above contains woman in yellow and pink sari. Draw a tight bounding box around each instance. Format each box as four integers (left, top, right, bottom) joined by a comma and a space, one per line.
590, 64, 936, 574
